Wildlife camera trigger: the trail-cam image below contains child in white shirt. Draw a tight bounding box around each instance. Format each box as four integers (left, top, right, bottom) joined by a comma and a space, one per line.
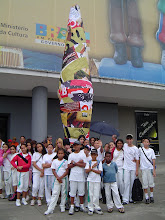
85, 148, 103, 215
68, 141, 87, 215
44, 148, 68, 215
31, 143, 47, 206
3, 143, 13, 198
139, 138, 156, 204
122, 134, 139, 205
9, 145, 18, 201
42, 144, 56, 205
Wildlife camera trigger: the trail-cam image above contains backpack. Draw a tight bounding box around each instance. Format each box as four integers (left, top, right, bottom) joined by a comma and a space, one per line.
89, 160, 103, 178
132, 178, 143, 201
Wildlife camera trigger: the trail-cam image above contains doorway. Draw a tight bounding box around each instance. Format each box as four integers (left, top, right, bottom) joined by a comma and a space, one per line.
0, 114, 10, 142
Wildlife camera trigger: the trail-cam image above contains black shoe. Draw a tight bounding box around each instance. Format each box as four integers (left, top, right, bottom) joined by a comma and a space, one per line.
150, 197, 154, 203
130, 46, 143, 68
8, 193, 17, 201
122, 202, 128, 205
145, 199, 150, 204
75, 206, 80, 212
65, 202, 70, 210
113, 43, 127, 65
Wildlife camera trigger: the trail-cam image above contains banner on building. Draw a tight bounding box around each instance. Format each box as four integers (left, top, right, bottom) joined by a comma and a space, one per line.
135, 111, 159, 155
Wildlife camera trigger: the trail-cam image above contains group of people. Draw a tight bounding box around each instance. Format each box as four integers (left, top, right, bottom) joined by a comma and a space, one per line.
0, 134, 156, 216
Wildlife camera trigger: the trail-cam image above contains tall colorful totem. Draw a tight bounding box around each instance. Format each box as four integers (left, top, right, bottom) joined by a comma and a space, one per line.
58, 5, 93, 143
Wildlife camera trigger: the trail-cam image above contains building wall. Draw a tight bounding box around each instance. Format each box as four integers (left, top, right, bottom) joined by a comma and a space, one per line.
0, 96, 118, 144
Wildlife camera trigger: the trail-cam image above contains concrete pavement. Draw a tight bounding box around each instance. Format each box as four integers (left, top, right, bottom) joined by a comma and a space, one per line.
0, 158, 165, 220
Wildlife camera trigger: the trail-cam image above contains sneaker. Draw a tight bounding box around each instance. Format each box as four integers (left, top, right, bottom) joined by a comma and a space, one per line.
9, 193, 17, 201
145, 199, 150, 204
122, 202, 128, 205
26, 195, 30, 202
0, 194, 4, 199
22, 198, 28, 205
69, 206, 74, 215
88, 210, 93, 215
16, 199, 21, 207
31, 199, 35, 206
80, 205, 87, 213
150, 197, 154, 203
44, 210, 53, 215
75, 206, 79, 212
37, 200, 42, 206
61, 207, 65, 213
94, 209, 103, 215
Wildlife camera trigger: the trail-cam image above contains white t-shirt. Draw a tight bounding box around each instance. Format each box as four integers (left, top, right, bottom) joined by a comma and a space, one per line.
85, 160, 102, 183
97, 147, 104, 161
43, 152, 56, 175
51, 158, 68, 177
86, 155, 92, 162
68, 151, 87, 182
139, 147, 156, 170
32, 152, 43, 173
123, 143, 139, 170
113, 149, 124, 168
3, 154, 12, 171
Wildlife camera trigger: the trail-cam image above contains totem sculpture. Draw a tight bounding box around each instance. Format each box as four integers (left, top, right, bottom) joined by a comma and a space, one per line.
58, 5, 93, 143
156, 0, 165, 69
109, 0, 144, 68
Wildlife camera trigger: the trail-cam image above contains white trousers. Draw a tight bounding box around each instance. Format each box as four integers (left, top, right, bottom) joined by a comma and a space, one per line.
17, 171, 29, 193
45, 175, 55, 204
123, 169, 136, 203
88, 182, 101, 211
4, 171, 13, 195
105, 182, 123, 209
142, 169, 155, 189
11, 169, 18, 187
116, 168, 124, 196
32, 172, 45, 198
47, 178, 67, 212
69, 181, 85, 197
0, 167, 3, 189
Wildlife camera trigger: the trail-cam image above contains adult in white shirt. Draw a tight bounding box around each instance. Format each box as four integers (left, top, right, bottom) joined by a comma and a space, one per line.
112, 139, 124, 197
42, 144, 56, 205
93, 140, 104, 162
122, 134, 139, 204
16, 136, 26, 153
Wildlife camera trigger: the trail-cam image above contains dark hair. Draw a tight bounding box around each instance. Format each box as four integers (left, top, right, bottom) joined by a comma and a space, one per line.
105, 152, 111, 156
142, 138, 150, 142
78, 135, 85, 141
53, 148, 68, 160
31, 140, 37, 145
116, 139, 124, 147
21, 143, 26, 148
47, 144, 54, 148
26, 142, 34, 155
10, 145, 17, 150
20, 136, 26, 139
35, 143, 47, 155
42, 139, 48, 144
126, 134, 133, 140
63, 138, 70, 146
3, 143, 9, 149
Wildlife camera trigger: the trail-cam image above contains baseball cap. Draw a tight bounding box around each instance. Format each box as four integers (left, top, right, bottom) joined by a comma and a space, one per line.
73, 140, 81, 145
91, 148, 98, 154
8, 139, 12, 143
126, 134, 133, 139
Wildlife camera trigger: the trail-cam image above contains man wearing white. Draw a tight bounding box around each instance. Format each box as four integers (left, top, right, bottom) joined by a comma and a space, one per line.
122, 134, 139, 205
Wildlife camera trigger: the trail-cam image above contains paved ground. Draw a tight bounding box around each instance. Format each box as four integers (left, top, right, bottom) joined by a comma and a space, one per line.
0, 158, 165, 220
